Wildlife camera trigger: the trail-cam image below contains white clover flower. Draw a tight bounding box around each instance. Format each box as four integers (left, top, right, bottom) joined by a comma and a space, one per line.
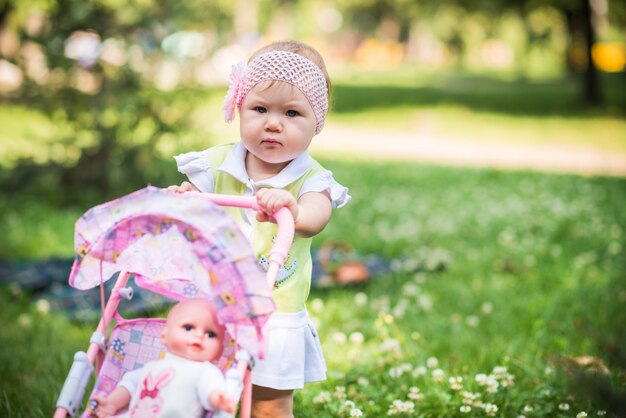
544, 366, 554, 375
483, 403, 498, 416
540, 388, 552, 397
380, 338, 401, 355
392, 299, 409, 318
518, 415, 526, 418
475, 373, 488, 385
523, 405, 533, 413
576, 412, 588, 418
350, 408, 363, 417
481, 302, 493, 315
310, 298, 324, 312
387, 400, 415, 415
597, 410, 606, 416
461, 391, 479, 405
426, 356, 439, 368
357, 377, 369, 386
387, 400, 402, 415
449, 376, 463, 390
401, 363, 413, 372
313, 391, 331, 404
418, 294, 432, 311
466, 315, 480, 327
460, 405, 471, 413
407, 386, 424, 401
18, 313, 32, 327
334, 386, 346, 400
402, 282, 420, 295
36, 298, 51, 315
500, 373, 515, 387
492, 366, 508, 377
342, 400, 355, 410
332, 331, 347, 345
354, 292, 368, 306
413, 366, 427, 377
432, 368, 445, 382
389, 366, 403, 378
558, 403, 570, 411
349, 332, 365, 345
485, 376, 499, 393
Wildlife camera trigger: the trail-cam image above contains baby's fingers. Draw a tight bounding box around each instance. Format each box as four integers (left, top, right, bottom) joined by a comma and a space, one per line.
256, 210, 274, 224
166, 181, 198, 193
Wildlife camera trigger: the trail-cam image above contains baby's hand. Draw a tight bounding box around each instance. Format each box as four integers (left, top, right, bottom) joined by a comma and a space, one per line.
209, 390, 237, 414
166, 181, 199, 194
91, 395, 119, 418
255, 188, 298, 223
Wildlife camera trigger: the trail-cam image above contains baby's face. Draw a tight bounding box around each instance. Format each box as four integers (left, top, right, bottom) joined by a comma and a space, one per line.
239, 81, 317, 176
161, 300, 224, 362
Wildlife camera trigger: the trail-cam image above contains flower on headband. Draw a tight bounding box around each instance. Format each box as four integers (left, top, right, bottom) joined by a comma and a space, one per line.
223, 61, 247, 123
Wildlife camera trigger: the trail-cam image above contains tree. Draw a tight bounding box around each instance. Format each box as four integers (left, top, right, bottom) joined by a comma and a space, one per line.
0, 0, 233, 201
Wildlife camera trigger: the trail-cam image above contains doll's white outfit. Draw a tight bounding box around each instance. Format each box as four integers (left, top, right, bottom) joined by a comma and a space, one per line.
175, 142, 350, 389
118, 352, 225, 417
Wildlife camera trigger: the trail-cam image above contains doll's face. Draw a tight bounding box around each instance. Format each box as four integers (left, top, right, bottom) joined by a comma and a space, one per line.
160, 299, 225, 362
239, 81, 317, 177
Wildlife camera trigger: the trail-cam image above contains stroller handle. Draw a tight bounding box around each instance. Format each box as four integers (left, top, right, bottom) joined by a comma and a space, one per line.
196, 192, 295, 286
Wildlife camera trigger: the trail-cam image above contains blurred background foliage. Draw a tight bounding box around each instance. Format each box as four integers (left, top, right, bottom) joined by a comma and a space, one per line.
0, 0, 625, 205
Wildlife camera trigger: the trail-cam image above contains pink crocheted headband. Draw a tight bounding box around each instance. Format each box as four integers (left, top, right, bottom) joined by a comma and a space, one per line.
223, 50, 329, 134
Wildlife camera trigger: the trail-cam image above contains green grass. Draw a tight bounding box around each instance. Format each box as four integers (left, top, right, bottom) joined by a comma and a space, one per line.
1, 161, 624, 417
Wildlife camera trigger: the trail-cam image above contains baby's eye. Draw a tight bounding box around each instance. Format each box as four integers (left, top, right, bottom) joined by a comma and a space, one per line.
206, 331, 216, 338
255, 106, 267, 113
183, 324, 194, 331
286, 109, 299, 117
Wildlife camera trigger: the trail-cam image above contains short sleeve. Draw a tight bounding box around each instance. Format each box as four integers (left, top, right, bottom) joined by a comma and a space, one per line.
197, 363, 227, 411
299, 170, 351, 208
174, 150, 215, 193
117, 367, 144, 397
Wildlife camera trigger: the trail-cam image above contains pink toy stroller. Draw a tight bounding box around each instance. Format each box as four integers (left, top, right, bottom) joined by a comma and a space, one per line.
53, 186, 294, 418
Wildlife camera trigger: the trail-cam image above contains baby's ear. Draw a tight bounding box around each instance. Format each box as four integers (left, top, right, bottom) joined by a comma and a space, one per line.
160, 327, 168, 345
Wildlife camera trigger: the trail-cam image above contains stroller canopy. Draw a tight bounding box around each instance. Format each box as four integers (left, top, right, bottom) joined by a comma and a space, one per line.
69, 186, 274, 356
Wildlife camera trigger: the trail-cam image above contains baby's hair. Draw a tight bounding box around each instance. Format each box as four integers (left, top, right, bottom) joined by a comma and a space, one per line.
249, 40, 331, 100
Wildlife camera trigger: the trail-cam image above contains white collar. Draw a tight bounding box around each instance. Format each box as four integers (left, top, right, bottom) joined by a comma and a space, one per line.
217, 142, 314, 188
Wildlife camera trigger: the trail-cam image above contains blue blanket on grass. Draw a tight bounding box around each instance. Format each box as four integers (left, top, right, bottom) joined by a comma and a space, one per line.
0, 252, 394, 321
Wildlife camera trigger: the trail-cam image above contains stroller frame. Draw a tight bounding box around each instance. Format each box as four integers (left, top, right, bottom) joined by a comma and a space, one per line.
53, 192, 294, 418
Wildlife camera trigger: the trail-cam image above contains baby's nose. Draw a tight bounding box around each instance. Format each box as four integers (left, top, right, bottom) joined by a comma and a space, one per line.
265, 113, 282, 131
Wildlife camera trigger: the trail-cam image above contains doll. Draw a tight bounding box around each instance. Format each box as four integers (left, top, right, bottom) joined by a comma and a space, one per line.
92, 298, 236, 418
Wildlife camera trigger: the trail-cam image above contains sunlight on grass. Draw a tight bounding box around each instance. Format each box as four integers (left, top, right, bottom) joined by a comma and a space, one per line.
329, 106, 626, 152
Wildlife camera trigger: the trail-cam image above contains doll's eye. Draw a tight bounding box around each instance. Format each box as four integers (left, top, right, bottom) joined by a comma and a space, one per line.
255, 106, 267, 113
286, 109, 299, 117
183, 324, 193, 331
206, 331, 216, 338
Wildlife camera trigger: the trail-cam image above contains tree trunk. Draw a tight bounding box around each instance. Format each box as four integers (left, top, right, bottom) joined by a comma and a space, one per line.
581, 0, 601, 105
0, 1, 11, 30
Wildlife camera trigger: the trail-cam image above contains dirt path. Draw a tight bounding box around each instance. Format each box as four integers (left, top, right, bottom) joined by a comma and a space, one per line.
311, 123, 626, 177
